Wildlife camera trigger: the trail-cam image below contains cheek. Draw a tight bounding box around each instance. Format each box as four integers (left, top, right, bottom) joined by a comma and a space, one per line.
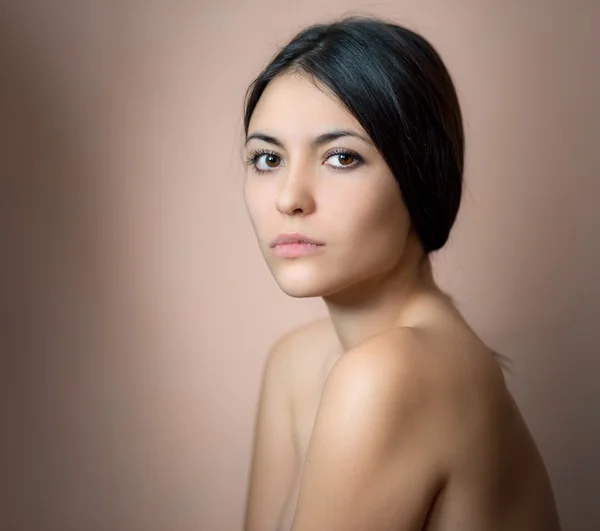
243, 180, 272, 229
348, 200, 409, 272
326, 180, 408, 242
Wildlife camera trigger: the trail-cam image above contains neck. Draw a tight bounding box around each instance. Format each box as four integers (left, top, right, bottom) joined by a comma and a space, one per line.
323, 232, 439, 352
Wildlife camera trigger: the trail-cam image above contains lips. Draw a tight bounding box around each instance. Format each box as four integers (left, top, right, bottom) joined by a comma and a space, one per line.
270, 233, 325, 248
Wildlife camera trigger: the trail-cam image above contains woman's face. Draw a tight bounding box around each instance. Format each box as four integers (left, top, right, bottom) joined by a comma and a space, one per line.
243, 72, 412, 299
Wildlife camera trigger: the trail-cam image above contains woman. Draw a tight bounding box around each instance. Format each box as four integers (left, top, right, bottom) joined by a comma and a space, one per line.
241, 15, 561, 531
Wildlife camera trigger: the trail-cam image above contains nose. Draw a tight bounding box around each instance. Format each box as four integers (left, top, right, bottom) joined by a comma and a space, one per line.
275, 165, 316, 216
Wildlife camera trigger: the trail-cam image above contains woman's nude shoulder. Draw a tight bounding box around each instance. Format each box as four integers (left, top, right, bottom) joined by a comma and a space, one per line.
272, 314, 562, 530
357, 319, 563, 530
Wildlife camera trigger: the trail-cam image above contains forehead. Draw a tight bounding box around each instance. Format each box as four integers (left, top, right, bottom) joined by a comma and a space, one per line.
248, 73, 366, 136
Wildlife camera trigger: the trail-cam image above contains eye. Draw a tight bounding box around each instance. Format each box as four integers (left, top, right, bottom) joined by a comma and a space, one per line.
325, 149, 362, 170
330, 153, 355, 166
245, 149, 283, 173
258, 153, 281, 170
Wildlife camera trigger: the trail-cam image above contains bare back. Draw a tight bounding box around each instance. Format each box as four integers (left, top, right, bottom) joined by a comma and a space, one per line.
245, 308, 561, 531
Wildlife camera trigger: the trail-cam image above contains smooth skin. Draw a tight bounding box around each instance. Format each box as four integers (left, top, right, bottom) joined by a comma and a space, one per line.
242, 72, 561, 531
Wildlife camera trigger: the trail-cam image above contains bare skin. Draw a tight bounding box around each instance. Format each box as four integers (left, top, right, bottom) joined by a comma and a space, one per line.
245, 310, 562, 531
242, 72, 561, 530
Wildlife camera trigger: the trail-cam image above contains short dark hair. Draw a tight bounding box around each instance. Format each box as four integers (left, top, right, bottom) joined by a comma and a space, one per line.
243, 15, 465, 253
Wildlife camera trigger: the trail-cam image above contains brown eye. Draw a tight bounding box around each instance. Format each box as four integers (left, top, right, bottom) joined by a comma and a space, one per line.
265, 154, 280, 168
326, 150, 362, 170
337, 153, 354, 165
251, 152, 282, 172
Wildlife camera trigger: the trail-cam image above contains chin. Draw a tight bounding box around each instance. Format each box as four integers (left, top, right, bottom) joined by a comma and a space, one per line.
274, 276, 328, 298
277, 284, 326, 299
273, 268, 362, 300
268, 263, 333, 298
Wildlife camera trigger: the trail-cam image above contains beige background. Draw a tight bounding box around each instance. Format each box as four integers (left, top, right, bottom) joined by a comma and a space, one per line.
2, 1, 599, 530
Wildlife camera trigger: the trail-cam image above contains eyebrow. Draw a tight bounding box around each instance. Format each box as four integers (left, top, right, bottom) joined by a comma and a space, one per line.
244, 128, 374, 148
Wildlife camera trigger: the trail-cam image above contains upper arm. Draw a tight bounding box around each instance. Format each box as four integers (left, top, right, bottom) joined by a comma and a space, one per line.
290, 334, 447, 531
244, 333, 300, 531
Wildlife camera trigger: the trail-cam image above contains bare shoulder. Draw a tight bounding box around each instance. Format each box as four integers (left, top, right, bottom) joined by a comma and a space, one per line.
288, 320, 561, 530
333, 324, 505, 395
325, 324, 511, 458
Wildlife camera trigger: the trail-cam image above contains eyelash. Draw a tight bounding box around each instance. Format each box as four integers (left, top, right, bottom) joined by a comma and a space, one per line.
244, 148, 364, 174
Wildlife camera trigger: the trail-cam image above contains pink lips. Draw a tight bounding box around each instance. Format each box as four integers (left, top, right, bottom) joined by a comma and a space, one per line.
270, 233, 325, 258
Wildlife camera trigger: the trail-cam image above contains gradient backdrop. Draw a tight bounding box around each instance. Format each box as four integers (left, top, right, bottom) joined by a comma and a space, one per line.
2, 1, 599, 530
